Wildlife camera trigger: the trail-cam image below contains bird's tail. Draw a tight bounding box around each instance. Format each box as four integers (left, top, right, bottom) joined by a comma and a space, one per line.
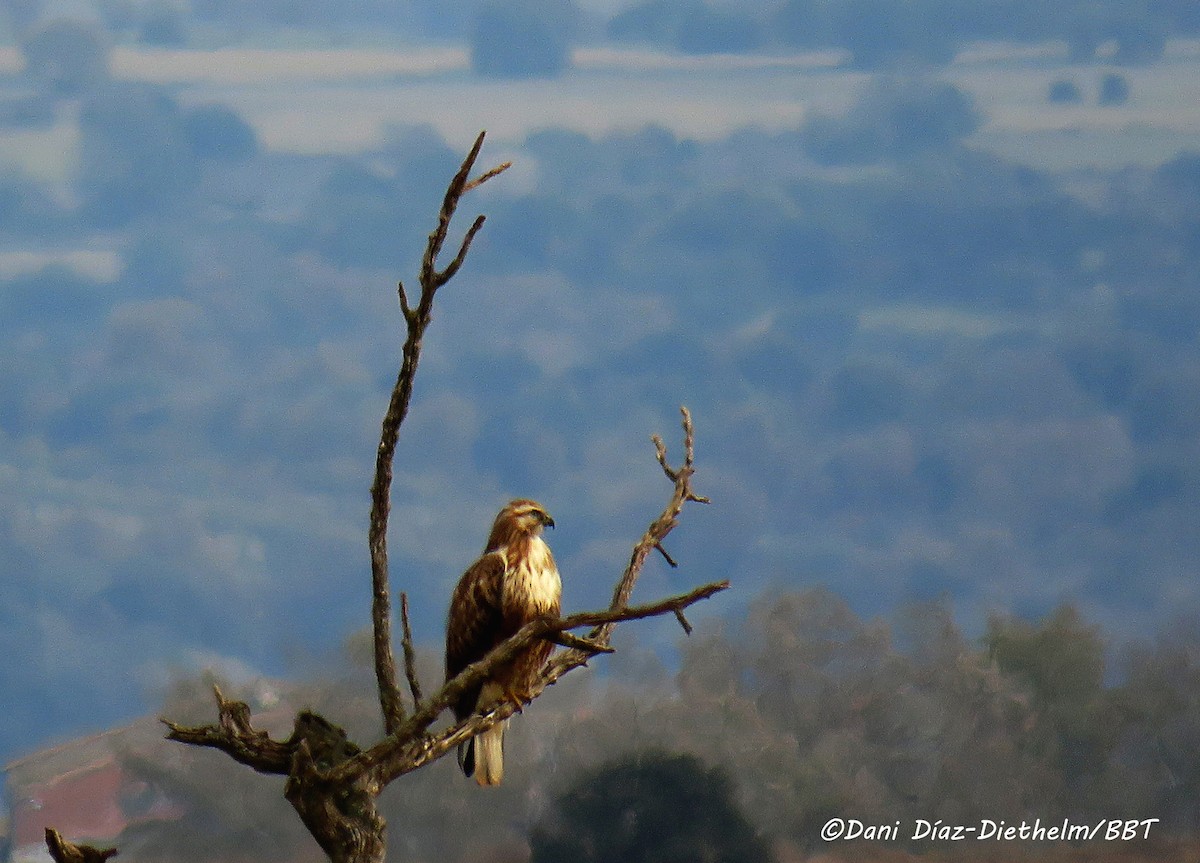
459, 681, 508, 785
472, 720, 505, 786
457, 738, 475, 777
457, 723, 506, 786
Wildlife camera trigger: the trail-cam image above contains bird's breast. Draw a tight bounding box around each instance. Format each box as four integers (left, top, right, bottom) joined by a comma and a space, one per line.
505, 537, 561, 613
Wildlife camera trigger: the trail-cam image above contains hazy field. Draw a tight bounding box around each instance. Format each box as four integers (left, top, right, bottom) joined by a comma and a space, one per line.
3, 39, 1194, 166
160, 39, 1200, 168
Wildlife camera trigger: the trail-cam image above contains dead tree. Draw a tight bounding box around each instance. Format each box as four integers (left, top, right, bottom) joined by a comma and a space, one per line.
46, 131, 724, 863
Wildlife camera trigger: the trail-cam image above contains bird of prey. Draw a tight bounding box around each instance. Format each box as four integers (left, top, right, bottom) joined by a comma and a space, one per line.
445, 499, 561, 786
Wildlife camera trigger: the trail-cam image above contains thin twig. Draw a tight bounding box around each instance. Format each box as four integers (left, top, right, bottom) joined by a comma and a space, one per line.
397, 281, 414, 323
464, 160, 513, 193
400, 592, 423, 709
655, 542, 678, 568
421, 131, 485, 284
436, 214, 488, 288
548, 631, 615, 653
532, 406, 711, 688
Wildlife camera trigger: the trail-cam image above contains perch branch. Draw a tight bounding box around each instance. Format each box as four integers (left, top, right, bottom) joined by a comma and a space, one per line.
336, 577, 728, 787
549, 631, 616, 653
368, 130, 509, 735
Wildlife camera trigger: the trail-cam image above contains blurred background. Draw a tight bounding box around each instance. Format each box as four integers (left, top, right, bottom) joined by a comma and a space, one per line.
2, 0, 1200, 859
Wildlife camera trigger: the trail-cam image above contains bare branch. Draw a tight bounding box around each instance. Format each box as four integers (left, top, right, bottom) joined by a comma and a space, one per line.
655, 542, 678, 568
45, 829, 118, 863
420, 131, 509, 291
341, 578, 728, 787
549, 631, 616, 653
397, 281, 414, 323
463, 160, 513, 193
601, 406, 706, 634
162, 686, 294, 775
381, 581, 727, 781
498, 405, 712, 707
436, 214, 487, 288
368, 131, 501, 736
421, 130, 486, 281
652, 433, 677, 481
400, 592, 423, 709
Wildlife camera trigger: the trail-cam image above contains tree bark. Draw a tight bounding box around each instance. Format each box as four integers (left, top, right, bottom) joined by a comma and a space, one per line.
283, 715, 386, 863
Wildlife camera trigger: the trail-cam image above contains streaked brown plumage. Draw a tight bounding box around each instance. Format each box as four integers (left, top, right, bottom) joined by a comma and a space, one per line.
445, 499, 561, 786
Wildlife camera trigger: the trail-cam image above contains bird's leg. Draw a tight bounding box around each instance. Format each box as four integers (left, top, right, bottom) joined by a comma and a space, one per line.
502, 686, 526, 714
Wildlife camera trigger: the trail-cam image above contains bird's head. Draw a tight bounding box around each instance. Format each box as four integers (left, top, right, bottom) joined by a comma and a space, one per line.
489, 496, 554, 542
495, 498, 555, 538
485, 499, 556, 551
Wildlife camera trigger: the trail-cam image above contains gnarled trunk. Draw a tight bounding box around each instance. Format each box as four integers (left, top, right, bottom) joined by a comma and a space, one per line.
285, 775, 385, 863
282, 711, 386, 863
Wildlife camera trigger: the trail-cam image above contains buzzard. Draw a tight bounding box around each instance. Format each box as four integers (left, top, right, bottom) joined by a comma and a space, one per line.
445, 499, 561, 786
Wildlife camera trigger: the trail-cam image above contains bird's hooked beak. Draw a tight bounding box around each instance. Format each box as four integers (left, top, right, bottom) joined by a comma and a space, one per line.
540, 511, 556, 530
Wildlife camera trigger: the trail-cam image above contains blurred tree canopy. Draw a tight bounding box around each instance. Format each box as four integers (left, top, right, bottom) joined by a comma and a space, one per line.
113, 592, 1200, 861
530, 751, 770, 863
